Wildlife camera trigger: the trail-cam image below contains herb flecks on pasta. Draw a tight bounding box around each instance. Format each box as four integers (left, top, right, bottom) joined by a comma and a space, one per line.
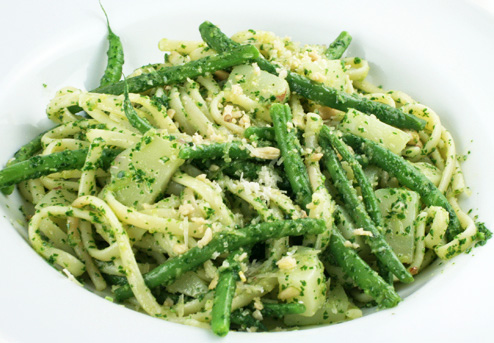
1, 17, 490, 336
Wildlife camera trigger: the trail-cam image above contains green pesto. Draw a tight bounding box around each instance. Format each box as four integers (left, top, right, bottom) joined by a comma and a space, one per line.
99, 3, 124, 87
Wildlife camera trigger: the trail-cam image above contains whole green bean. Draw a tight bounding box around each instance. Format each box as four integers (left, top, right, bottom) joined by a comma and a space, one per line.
0, 148, 122, 189
198, 21, 426, 131
319, 132, 413, 284
211, 249, 244, 337
287, 73, 425, 131
199, 21, 277, 74
270, 104, 312, 210
324, 31, 352, 60
99, 4, 124, 87
343, 133, 462, 240
326, 229, 401, 308
113, 218, 325, 301
122, 78, 154, 133
92, 44, 259, 95
1, 129, 48, 194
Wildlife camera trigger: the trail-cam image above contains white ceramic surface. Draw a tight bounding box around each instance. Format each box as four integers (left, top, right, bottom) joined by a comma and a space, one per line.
0, 0, 493, 342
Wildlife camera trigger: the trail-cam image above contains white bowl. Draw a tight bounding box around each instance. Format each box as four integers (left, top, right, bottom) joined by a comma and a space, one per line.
0, 0, 493, 342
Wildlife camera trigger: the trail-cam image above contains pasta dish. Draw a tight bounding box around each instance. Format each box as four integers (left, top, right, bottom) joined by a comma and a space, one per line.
0, 15, 490, 336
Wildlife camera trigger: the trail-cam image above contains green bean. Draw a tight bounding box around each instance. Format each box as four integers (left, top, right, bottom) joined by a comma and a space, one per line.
113, 218, 325, 301
99, 3, 124, 87
102, 273, 128, 286
377, 259, 394, 285
0, 148, 122, 189
270, 104, 312, 210
179, 142, 277, 161
326, 229, 401, 308
211, 249, 244, 337
343, 133, 462, 240
243, 126, 276, 142
320, 126, 382, 226
1, 129, 48, 194
198, 21, 277, 74
242, 126, 368, 168
199, 21, 240, 54
319, 131, 413, 284
179, 142, 250, 160
198, 21, 426, 131
230, 309, 266, 331
324, 31, 352, 60
244, 126, 303, 144
122, 78, 154, 133
193, 159, 291, 191
92, 44, 259, 95
193, 159, 262, 180
102, 273, 181, 305
261, 302, 306, 318
287, 73, 425, 131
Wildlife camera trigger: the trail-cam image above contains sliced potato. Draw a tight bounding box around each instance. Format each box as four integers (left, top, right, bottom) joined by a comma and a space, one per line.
110, 131, 185, 208
277, 246, 326, 317
226, 64, 290, 104
284, 283, 360, 326
338, 108, 410, 154
375, 188, 420, 263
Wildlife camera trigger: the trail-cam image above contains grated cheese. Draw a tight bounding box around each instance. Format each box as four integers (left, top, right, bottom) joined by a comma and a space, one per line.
173, 244, 188, 255
252, 62, 261, 76
251, 147, 280, 159
197, 227, 213, 248
343, 240, 360, 249
208, 276, 218, 290
253, 297, 264, 311
167, 108, 176, 118
278, 286, 300, 300
252, 309, 263, 321
276, 256, 297, 270
353, 228, 374, 237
